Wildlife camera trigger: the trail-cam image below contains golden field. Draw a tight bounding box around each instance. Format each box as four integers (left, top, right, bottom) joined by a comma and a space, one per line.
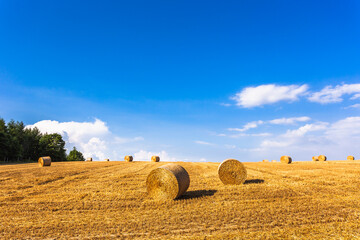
1, 160, 360, 239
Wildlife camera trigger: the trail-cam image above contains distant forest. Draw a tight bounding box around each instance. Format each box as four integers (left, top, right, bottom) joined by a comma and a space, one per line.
0, 118, 84, 162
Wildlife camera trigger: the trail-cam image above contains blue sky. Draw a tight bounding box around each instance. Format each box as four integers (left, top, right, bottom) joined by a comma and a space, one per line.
1, 0, 360, 162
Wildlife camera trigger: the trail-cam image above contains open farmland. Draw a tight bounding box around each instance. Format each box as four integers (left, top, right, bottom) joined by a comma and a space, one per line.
1, 161, 360, 239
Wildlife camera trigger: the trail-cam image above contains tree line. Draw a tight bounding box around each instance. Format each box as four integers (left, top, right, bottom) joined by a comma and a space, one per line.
0, 118, 85, 162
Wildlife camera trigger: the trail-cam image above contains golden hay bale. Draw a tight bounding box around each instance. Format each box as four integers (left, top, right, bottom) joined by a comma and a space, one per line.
318, 155, 327, 161
86, 157, 93, 162
124, 156, 133, 162
312, 156, 319, 161
271, 160, 277, 162
347, 155, 355, 161
280, 155, 292, 164
262, 159, 269, 163
104, 159, 110, 161
218, 159, 247, 185
146, 163, 190, 200
151, 156, 160, 162
38, 156, 51, 167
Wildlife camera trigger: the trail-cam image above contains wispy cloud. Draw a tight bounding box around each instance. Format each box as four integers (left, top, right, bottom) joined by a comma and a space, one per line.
344, 103, 360, 109
224, 144, 236, 149
308, 83, 360, 103
219, 103, 231, 107
257, 122, 329, 148
284, 122, 329, 138
228, 132, 272, 138
228, 121, 264, 132
194, 140, 215, 146
231, 84, 309, 108
268, 116, 311, 125
227, 116, 311, 134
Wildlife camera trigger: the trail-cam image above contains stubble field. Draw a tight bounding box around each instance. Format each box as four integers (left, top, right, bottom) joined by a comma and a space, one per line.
1, 160, 360, 239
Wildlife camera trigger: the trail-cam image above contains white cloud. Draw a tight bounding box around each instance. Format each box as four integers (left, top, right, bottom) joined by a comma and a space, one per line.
227, 117, 310, 136
114, 136, 144, 144
284, 122, 329, 138
325, 117, 360, 139
350, 93, 360, 100
251, 117, 360, 161
219, 103, 231, 107
228, 132, 272, 138
26, 119, 144, 161
228, 120, 264, 132
268, 116, 311, 125
194, 140, 214, 146
217, 133, 227, 137
249, 133, 272, 137
81, 137, 107, 161
231, 84, 309, 108
134, 150, 176, 162
224, 144, 236, 149
260, 140, 291, 148
258, 122, 328, 148
344, 103, 360, 109
308, 83, 360, 103
27, 119, 109, 143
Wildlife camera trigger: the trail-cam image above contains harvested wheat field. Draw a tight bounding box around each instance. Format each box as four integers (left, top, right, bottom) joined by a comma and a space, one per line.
1, 161, 360, 239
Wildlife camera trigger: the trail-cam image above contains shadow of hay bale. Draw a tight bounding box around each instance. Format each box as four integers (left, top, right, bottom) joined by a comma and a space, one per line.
177, 190, 217, 200
244, 179, 265, 184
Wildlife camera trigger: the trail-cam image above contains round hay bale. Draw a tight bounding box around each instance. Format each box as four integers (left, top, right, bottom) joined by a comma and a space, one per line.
38, 156, 51, 167
218, 159, 247, 185
124, 156, 133, 162
318, 155, 327, 161
146, 163, 190, 200
86, 157, 93, 162
271, 160, 277, 162
312, 156, 319, 161
280, 155, 292, 164
262, 159, 269, 163
104, 158, 110, 161
347, 155, 355, 161
151, 156, 160, 162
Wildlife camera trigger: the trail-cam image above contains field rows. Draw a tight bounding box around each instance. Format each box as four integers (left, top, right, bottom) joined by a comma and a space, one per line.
1, 161, 360, 239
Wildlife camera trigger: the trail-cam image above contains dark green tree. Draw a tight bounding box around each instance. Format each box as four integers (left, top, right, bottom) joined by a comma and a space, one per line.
0, 118, 10, 161
6, 120, 25, 161
67, 147, 85, 161
39, 133, 67, 162
0, 118, 69, 162
22, 127, 42, 161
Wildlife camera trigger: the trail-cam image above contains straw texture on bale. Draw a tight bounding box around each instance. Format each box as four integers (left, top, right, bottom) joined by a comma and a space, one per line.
146, 163, 190, 200
151, 156, 160, 162
262, 159, 269, 163
104, 159, 110, 161
312, 156, 319, 161
124, 156, 133, 162
86, 157, 92, 162
218, 159, 247, 185
38, 156, 51, 167
280, 155, 292, 164
347, 155, 355, 161
318, 155, 327, 161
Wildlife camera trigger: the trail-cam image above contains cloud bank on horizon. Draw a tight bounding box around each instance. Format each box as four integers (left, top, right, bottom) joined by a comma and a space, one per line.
23, 82, 360, 162
26, 119, 175, 162
26, 114, 360, 162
